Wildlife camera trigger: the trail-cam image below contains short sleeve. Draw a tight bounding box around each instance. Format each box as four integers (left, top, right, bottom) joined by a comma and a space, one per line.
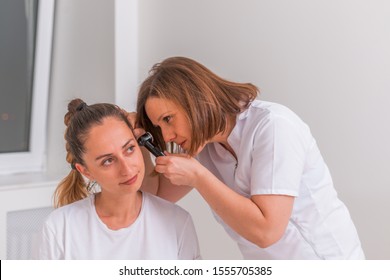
250, 114, 308, 196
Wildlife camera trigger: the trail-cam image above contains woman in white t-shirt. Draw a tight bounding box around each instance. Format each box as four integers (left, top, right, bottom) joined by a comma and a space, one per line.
34, 99, 201, 260
133, 56, 365, 259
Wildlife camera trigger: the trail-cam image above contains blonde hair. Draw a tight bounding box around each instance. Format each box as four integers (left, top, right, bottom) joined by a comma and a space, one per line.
136, 56, 258, 155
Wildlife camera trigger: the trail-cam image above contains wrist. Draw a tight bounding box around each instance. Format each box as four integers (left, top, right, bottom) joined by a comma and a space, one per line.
192, 163, 209, 190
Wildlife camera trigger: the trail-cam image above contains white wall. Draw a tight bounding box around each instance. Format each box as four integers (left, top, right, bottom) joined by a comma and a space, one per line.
46, 0, 116, 176
138, 0, 390, 259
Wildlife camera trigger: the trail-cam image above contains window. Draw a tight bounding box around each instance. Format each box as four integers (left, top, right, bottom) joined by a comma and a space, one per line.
0, 0, 54, 175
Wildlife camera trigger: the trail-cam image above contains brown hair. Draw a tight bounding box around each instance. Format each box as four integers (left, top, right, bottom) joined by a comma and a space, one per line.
54, 98, 133, 208
136, 56, 258, 155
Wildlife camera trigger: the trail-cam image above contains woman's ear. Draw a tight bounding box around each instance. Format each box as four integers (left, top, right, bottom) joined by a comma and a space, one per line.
75, 163, 92, 180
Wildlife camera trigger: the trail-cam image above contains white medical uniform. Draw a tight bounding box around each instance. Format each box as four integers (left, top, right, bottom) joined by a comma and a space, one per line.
198, 100, 364, 259
34, 192, 201, 260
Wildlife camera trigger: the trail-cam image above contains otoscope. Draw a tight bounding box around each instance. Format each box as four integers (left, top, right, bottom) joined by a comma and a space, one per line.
137, 132, 165, 157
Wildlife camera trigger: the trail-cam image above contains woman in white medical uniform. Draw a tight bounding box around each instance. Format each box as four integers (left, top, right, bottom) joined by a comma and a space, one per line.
35, 99, 201, 260
134, 56, 365, 259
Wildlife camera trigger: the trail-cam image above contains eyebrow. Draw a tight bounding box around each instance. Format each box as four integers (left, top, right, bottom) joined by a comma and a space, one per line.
94, 139, 134, 161
157, 114, 164, 123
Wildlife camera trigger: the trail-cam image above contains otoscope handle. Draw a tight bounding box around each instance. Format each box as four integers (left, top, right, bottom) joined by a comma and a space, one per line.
144, 141, 165, 157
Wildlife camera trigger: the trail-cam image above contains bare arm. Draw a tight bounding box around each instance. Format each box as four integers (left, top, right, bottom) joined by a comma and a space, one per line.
194, 166, 294, 247
139, 146, 159, 195
157, 175, 193, 203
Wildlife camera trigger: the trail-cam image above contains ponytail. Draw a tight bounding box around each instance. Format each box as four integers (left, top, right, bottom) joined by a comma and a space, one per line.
53, 169, 88, 208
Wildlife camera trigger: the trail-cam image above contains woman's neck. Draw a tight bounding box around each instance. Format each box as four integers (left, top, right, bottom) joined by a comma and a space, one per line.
213, 115, 237, 159
94, 191, 142, 230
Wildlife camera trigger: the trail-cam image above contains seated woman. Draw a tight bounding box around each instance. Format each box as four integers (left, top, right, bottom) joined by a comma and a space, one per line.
34, 99, 201, 260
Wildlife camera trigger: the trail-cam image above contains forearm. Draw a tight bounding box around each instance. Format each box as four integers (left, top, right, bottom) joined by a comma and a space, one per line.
193, 167, 280, 248
157, 175, 193, 203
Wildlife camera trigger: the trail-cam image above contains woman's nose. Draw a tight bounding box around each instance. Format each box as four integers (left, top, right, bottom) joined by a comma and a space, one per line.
118, 157, 134, 175
161, 127, 176, 143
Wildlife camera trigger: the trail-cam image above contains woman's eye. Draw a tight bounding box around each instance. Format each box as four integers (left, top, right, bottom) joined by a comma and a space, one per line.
102, 158, 113, 166
126, 145, 135, 154
163, 116, 172, 123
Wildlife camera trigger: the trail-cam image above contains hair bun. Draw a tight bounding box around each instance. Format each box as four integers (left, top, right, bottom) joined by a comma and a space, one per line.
64, 98, 87, 126
76, 102, 87, 111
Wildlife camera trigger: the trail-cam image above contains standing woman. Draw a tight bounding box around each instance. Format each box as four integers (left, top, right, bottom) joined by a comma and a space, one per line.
35, 98, 200, 260
135, 56, 365, 259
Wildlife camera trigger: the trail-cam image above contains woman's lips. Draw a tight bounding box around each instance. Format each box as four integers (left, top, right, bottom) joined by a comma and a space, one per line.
120, 175, 138, 185
179, 140, 186, 149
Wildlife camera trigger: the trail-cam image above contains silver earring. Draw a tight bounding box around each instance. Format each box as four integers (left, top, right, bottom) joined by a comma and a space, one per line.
87, 180, 97, 192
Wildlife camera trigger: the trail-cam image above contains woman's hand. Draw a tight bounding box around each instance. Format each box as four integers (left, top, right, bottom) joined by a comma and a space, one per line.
154, 153, 205, 188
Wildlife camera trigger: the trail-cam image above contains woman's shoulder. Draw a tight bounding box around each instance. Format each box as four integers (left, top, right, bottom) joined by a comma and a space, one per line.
141, 192, 195, 237
241, 99, 309, 131
142, 192, 190, 219
246, 100, 297, 119
45, 195, 93, 223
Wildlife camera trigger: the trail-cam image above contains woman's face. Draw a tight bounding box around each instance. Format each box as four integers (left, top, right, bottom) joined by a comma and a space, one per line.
145, 97, 196, 153
75, 117, 145, 196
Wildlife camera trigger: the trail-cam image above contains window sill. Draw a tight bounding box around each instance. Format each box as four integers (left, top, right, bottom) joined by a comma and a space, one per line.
0, 171, 62, 191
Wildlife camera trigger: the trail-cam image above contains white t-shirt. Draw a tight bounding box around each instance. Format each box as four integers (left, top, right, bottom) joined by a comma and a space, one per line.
34, 192, 201, 260
198, 100, 365, 259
